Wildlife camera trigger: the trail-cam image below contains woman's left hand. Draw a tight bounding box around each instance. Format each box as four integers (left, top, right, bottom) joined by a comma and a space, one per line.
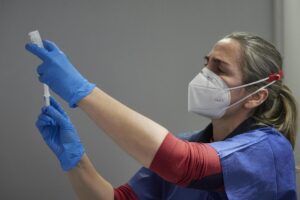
36, 97, 85, 171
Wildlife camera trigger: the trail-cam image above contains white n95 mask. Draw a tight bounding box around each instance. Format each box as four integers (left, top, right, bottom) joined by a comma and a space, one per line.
188, 67, 283, 119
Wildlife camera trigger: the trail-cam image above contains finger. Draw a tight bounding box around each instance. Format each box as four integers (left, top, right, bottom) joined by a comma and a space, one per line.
36, 113, 54, 128
36, 63, 45, 76
25, 43, 49, 60
43, 40, 60, 52
38, 114, 55, 125
35, 120, 52, 140
49, 97, 68, 117
38, 75, 44, 83
36, 119, 50, 128
41, 106, 47, 113
38, 75, 51, 87
44, 106, 66, 125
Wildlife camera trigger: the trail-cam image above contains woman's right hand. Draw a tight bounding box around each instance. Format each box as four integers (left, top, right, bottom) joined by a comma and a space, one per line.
36, 97, 85, 171
25, 40, 95, 108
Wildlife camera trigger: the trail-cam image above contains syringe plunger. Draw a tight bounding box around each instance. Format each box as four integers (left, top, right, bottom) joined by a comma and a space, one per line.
28, 30, 44, 48
28, 30, 50, 107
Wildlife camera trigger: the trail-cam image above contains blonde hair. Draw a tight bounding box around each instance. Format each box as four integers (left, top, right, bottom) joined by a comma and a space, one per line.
225, 32, 298, 149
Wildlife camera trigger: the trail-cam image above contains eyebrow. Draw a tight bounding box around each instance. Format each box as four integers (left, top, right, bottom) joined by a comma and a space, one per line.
204, 55, 230, 66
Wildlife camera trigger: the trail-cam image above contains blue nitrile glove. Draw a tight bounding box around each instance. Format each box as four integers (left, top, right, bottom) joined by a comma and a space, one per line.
25, 40, 95, 107
36, 97, 84, 171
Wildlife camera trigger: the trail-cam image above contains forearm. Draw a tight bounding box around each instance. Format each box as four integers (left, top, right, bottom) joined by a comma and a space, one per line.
78, 87, 169, 167
67, 153, 114, 200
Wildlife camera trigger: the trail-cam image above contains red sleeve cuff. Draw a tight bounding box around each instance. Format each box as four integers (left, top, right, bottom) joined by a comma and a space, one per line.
149, 132, 221, 186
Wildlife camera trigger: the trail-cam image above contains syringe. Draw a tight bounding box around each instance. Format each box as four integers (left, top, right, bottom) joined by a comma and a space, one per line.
28, 30, 51, 107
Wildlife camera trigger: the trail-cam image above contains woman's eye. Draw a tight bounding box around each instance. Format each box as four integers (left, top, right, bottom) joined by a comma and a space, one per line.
217, 67, 226, 74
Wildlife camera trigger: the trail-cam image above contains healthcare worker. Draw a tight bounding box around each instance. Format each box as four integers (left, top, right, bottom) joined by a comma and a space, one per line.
26, 32, 297, 200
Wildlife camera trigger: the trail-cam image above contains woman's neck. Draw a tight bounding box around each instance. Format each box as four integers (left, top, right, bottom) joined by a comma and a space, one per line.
212, 112, 249, 141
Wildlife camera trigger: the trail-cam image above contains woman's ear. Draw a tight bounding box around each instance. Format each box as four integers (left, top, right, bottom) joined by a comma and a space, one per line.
244, 89, 269, 109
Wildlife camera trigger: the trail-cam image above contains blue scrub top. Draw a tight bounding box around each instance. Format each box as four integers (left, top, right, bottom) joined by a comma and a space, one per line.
128, 118, 297, 200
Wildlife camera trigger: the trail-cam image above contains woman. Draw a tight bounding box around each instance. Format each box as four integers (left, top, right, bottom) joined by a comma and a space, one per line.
26, 32, 297, 199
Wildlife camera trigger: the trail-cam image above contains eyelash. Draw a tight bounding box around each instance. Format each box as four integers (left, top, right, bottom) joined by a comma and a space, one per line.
217, 67, 224, 73
204, 56, 209, 66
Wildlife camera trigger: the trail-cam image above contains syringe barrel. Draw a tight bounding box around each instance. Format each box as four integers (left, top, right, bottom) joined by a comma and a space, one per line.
43, 84, 50, 106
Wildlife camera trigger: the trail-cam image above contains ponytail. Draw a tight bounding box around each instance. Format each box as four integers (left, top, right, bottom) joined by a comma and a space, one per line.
253, 84, 298, 149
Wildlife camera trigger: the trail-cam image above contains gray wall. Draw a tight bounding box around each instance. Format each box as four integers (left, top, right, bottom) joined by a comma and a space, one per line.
0, 0, 284, 199
283, 0, 300, 197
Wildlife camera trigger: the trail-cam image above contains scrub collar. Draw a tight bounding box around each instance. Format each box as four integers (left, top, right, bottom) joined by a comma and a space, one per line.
195, 117, 267, 143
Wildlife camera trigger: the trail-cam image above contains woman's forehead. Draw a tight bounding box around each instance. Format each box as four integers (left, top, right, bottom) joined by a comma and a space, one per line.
209, 38, 241, 66
207, 38, 243, 80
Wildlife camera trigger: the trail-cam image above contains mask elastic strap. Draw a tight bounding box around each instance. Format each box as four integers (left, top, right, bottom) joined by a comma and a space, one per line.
225, 81, 276, 110
226, 77, 269, 90
225, 70, 283, 91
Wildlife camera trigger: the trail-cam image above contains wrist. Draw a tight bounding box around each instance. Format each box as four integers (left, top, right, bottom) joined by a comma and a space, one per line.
67, 153, 98, 177
60, 145, 85, 171
69, 80, 96, 108
69, 81, 96, 108
77, 86, 98, 108
68, 153, 88, 172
